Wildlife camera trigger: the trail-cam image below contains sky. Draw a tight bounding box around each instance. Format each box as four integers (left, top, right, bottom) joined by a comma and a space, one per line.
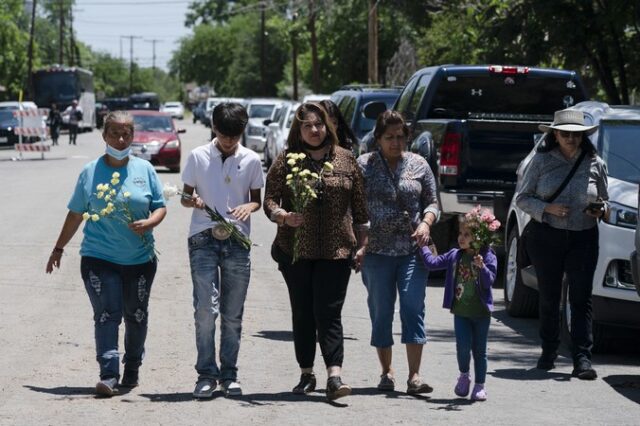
72, 0, 193, 71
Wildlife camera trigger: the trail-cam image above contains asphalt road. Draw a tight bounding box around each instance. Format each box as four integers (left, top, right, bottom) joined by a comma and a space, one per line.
1, 121, 639, 425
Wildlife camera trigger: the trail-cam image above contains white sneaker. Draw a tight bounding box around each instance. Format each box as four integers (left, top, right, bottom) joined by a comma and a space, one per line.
220, 380, 242, 396
193, 379, 216, 399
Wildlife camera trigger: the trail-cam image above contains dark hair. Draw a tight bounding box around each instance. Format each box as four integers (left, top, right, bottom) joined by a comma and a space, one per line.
103, 110, 134, 134
287, 102, 339, 152
212, 103, 248, 137
373, 110, 410, 142
319, 100, 356, 151
537, 131, 597, 157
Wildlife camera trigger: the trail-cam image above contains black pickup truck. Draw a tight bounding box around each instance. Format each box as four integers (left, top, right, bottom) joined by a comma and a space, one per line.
365, 64, 588, 248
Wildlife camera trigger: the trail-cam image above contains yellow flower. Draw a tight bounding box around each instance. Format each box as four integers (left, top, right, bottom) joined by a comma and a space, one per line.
96, 184, 103, 191
97, 192, 104, 199
287, 159, 296, 166
111, 178, 120, 185
123, 191, 131, 198
100, 208, 108, 216
82, 212, 90, 220
310, 192, 318, 199
110, 189, 116, 196
323, 162, 334, 171
310, 172, 319, 179
91, 214, 100, 222
285, 174, 293, 180
292, 167, 299, 173
299, 169, 310, 176
112, 172, 120, 179
104, 195, 111, 202
298, 153, 306, 159
286, 152, 295, 158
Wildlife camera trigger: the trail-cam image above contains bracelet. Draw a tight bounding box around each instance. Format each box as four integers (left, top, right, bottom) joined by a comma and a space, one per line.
52, 247, 64, 254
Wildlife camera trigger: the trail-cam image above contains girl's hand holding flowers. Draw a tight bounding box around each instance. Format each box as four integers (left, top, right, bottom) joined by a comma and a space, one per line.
473, 254, 485, 270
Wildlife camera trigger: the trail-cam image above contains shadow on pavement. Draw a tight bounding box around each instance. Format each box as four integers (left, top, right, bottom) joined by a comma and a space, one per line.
490, 368, 572, 382
140, 392, 213, 402
24, 384, 134, 398
602, 375, 640, 405
426, 397, 475, 411
252, 330, 292, 341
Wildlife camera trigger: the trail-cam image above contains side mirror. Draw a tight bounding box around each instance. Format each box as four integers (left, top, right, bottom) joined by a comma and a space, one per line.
363, 101, 387, 120
263, 119, 272, 126
268, 122, 279, 130
177, 128, 186, 134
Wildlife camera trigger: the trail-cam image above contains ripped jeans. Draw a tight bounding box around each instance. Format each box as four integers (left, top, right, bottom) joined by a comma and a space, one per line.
81, 256, 157, 379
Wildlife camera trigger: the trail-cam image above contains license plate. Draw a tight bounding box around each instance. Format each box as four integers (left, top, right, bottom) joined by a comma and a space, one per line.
0, 137, 7, 143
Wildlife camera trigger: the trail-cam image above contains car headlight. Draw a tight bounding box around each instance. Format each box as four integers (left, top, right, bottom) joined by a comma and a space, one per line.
164, 139, 180, 149
248, 126, 263, 136
604, 201, 638, 229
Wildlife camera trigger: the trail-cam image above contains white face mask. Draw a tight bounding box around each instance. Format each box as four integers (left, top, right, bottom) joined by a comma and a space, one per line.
105, 144, 131, 160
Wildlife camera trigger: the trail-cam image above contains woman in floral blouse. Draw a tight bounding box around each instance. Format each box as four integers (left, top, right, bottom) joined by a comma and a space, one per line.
263, 102, 369, 401
356, 110, 440, 394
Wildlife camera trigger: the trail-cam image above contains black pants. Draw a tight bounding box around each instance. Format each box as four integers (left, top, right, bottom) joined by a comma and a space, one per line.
525, 221, 598, 362
279, 259, 351, 369
69, 124, 78, 145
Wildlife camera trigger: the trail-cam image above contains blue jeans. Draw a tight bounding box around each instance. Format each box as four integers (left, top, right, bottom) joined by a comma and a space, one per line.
189, 230, 251, 381
81, 256, 157, 380
454, 315, 490, 384
361, 253, 428, 347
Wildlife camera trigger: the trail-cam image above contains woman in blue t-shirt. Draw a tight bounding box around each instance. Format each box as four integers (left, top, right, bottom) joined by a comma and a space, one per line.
46, 111, 167, 397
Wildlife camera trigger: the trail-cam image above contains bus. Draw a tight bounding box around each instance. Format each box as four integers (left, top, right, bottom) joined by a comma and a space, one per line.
32, 66, 96, 130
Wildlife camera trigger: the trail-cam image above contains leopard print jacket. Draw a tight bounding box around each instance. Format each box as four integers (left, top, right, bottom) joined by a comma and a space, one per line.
264, 147, 369, 260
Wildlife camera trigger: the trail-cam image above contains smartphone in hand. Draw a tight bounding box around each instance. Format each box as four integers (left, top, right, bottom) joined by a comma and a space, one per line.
583, 201, 605, 213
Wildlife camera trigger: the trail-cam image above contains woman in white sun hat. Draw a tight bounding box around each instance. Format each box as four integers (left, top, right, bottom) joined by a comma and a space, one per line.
516, 108, 608, 380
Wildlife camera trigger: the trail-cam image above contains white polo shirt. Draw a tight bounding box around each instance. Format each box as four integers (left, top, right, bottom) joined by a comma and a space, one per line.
182, 141, 265, 238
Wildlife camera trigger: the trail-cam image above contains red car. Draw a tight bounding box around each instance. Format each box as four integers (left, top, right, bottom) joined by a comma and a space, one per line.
129, 110, 185, 173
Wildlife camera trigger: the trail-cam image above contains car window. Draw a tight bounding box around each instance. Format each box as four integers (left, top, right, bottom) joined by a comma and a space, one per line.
600, 121, 640, 183
341, 97, 356, 126
133, 115, 173, 132
395, 76, 419, 118
249, 104, 275, 118
407, 74, 431, 120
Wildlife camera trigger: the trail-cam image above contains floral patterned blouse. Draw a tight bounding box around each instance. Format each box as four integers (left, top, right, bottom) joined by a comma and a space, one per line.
264, 146, 369, 260
357, 151, 440, 256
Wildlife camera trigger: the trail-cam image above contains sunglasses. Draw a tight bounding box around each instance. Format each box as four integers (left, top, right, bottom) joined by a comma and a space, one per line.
557, 130, 583, 138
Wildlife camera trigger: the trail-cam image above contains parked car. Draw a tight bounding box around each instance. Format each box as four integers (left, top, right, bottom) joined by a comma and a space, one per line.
633, 187, 640, 297
192, 101, 206, 124
103, 97, 130, 112
160, 101, 185, 120
244, 98, 281, 152
330, 86, 401, 155
129, 92, 160, 110
0, 101, 38, 110
0, 101, 43, 143
129, 110, 185, 173
264, 102, 300, 168
204, 97, 245, 128
503, 101, 640, 351
302, 93, 331, 103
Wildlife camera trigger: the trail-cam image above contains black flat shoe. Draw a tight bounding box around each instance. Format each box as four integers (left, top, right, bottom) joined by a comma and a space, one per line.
572, 359, 597, 380
536, 351, 557, 371
326, 376, 351, 401
120, 369, 139, 388
292, 373, 316, 394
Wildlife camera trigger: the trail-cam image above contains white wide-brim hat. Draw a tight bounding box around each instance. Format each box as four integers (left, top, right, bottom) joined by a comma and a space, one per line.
538, 109, 597, 135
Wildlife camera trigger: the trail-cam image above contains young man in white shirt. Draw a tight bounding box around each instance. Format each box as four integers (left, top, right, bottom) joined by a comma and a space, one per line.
181, 103, 264, 398
64, 99, 83, 145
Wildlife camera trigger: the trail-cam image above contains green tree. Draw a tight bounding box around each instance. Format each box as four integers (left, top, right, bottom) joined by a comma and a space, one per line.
0, 1, 30, 99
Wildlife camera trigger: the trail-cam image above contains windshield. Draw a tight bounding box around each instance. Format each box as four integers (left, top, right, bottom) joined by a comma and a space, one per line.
428, 75, 585, 120
249, 104, 275, 118
133, 115, 173, 132
600, 122, 640, 183
104, 99, 130, 110
0, 110, 18, 126
33, 72, 77, 105
356, 97, 397, 137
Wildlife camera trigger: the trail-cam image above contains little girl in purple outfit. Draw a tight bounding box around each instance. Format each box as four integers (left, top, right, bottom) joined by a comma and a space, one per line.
419, 217, 497, 401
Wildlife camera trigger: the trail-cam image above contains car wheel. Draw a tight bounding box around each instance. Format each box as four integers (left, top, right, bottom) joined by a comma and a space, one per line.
504, 227, 539, 317
561, 284, 612, 353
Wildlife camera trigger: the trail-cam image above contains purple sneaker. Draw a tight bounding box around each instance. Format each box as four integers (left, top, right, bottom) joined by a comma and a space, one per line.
454, 373, 471, 397
471, 384, 487, 401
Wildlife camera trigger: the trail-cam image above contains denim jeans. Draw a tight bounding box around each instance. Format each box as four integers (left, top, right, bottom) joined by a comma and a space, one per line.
526, 221, 598, 362
454, 315, 490, 384
81, 256, 157, 380
361, 253, 428, 347
189, 230, 251, 381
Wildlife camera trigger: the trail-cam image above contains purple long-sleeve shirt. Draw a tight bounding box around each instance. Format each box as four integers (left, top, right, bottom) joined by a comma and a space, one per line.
420, 246, 497, 312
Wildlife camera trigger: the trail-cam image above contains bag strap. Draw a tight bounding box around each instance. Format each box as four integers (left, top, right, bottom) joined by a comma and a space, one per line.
545, 149, 587, 203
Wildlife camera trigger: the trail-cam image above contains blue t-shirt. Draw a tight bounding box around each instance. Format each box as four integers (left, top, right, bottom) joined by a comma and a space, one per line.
68, 156, 166, 265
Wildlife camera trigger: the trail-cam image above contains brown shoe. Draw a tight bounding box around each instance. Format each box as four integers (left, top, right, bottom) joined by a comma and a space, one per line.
407, 378, 433, 394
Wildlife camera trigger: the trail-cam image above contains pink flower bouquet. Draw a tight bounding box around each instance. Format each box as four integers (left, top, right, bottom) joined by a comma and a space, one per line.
464, 205, 501, 253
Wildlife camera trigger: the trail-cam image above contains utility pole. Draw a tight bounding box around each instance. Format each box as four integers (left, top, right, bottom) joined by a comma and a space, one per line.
291, 27, 298, 101
119, 37, 123, 61
368, 0, 379, 84
308, 0, 320, 93
69, 7, 76, 66
26, 0, 37, 99
260, 1, 266, 96
145, 39, 161, 74
122, 35, 142, 94
58, 0, 65, 65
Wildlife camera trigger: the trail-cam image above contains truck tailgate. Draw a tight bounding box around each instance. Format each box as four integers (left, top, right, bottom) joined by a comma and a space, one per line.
463, 120, 540, 189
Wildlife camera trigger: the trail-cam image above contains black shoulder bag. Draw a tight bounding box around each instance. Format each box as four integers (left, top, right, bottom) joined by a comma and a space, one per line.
517, 149, 587, 269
